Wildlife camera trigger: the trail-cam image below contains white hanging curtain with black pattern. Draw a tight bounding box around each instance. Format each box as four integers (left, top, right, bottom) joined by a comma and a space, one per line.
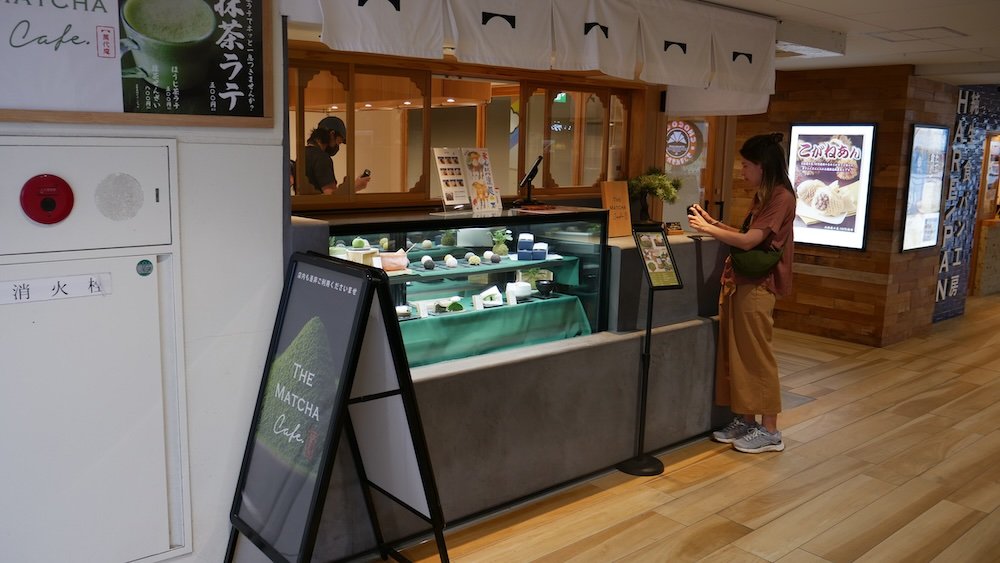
447, 0, 553, 70
636, 0, 713, 88
551, 0, 639, 80
320, 0, 444, 60
665, 85, 770, 116
710, 8, 776, 93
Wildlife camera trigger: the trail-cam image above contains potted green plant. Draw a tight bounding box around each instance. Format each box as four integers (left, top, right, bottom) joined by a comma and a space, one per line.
491, 228, 512, 256
628, 167, 681, 223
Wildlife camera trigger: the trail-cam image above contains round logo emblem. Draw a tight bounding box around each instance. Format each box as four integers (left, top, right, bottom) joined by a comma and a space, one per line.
664, 120, 702, 167
136, 259, 154, 277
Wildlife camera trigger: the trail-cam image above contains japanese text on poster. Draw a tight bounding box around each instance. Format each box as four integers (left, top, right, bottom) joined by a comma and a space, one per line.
0, 0, 265, 117
788, 124, 875, 250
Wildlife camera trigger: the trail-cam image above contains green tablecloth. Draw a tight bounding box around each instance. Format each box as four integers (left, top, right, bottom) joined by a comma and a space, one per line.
399, 294, 592, 367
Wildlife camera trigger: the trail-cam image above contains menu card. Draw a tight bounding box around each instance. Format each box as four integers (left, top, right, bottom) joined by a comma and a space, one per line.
433, 147, 502, 212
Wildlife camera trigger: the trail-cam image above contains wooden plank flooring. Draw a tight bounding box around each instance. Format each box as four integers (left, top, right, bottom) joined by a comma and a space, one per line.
401, 295, 1000, 562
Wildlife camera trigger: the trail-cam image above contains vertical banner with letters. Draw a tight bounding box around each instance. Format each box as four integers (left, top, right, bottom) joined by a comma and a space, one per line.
935, 87, 1000, 321
0, 0, 265, 117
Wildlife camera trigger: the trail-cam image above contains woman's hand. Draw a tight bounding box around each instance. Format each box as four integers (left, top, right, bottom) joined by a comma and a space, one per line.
687, 203, 716, 233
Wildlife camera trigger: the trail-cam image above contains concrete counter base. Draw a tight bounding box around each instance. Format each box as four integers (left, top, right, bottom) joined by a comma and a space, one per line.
408, 317, 726, 524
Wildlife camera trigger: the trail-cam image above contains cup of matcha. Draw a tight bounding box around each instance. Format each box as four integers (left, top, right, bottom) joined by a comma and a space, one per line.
120, 0, 217, 91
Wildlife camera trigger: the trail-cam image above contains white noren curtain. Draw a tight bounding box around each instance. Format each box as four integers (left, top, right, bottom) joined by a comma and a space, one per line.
320, 0, 444, 60
551, 0, 638, 80
448, 0, 553, 70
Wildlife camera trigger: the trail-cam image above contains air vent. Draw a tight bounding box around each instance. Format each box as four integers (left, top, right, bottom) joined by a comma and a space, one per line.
775, 40, 844, 58
868, 27, 967, 42
775, 20, 846, 59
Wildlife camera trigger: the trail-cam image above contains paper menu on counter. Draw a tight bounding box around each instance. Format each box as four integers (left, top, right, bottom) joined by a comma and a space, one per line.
433, 148, 471, 206
433, 147, 502, 212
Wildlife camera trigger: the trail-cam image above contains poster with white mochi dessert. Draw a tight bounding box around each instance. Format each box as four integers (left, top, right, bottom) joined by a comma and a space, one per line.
788, 124, 875, 250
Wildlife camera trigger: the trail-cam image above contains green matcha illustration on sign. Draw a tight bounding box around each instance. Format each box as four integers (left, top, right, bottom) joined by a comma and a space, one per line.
257, 316, 339, 475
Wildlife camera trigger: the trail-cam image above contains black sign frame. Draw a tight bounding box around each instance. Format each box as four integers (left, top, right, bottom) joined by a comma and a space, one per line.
632, 224, 684, 290
228, 252, 449, 563
228, 252, 377, 563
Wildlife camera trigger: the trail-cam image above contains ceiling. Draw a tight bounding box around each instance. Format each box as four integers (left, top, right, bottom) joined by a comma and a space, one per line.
707, 0, 1000, 85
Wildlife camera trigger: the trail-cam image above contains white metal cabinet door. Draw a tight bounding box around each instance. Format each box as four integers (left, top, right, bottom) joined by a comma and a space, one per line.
0, 254, 170, 563
0, 143, 172, 256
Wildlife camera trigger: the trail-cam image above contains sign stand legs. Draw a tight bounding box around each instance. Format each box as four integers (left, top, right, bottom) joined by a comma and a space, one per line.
224, 525, 239, 563
616, 285, 665, 476
344, 415, 391, 561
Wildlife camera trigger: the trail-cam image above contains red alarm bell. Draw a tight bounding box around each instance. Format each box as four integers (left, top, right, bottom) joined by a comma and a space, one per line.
20, 174, 74, 224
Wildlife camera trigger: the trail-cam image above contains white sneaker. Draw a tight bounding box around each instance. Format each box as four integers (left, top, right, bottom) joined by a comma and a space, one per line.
712, 417, 754, 444
732, 426, 784, 453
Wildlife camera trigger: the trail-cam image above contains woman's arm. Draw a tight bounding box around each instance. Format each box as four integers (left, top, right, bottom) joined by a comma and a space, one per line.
687, 204, 767, 250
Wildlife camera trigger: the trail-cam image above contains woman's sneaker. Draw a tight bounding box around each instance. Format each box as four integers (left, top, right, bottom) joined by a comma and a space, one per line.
733, 426, 784, 453
712, 417, 754, 443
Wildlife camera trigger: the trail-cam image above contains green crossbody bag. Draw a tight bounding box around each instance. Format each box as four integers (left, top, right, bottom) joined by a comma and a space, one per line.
730, 213, 783, 278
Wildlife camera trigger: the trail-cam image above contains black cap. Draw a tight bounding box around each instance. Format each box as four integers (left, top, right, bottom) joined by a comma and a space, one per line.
318, 116, 347, 143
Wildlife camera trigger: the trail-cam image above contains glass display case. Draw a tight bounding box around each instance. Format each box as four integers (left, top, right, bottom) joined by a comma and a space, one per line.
324, 208, 608, 367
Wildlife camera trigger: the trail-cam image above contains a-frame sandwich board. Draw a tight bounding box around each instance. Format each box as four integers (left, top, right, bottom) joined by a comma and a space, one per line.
226, 252, 448, 562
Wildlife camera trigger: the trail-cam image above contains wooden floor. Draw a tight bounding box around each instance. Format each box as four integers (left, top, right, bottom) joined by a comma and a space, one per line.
402, 295, 1000, 563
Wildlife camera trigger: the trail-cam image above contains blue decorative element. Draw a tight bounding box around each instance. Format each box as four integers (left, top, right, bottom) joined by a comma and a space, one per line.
935, 86, 1000, 321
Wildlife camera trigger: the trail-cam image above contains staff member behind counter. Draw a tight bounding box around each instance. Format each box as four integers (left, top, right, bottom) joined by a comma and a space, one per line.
303, 116, 371, 195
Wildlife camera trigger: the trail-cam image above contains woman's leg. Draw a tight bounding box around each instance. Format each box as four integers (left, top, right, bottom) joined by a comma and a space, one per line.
761, 414, 778, 433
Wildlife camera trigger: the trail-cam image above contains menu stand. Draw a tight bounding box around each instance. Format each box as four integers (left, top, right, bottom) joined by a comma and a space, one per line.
616, 226, 684, 477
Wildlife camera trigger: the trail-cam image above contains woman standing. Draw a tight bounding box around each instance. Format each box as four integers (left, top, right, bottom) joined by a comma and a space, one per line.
688, 132, 796, 453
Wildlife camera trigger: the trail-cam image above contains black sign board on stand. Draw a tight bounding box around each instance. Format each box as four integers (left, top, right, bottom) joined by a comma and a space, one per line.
226, 252, 448, 563
617, 225, 684, 477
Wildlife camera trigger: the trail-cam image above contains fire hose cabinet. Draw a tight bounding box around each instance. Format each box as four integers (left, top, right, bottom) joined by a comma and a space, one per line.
0, 137, 189, 563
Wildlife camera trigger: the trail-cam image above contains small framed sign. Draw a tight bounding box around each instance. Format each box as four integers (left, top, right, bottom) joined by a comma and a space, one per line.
601, 180, 632, 238
902, 124, 950, 251
632, 225, 683, 290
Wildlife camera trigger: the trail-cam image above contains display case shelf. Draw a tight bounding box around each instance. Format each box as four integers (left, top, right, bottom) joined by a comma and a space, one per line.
314, 207, 608, 366
388, 255, 578, 285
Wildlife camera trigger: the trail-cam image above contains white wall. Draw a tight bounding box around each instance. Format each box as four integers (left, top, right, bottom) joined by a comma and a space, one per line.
0, 3, 285, 562
175, 141, 283, 562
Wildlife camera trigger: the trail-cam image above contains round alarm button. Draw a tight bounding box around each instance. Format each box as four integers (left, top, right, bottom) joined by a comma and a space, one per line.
21, 174, 74, 224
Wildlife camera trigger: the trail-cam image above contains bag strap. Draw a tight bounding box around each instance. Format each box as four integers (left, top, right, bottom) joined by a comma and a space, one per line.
740, 212, 782, 253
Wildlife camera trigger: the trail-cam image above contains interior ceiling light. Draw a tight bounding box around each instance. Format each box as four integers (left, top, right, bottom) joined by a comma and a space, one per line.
364, 103, 372, 108
403, 100, 412, 105
446, 98, 456, 103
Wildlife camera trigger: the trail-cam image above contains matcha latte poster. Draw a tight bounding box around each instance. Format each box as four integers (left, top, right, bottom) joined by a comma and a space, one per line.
0, 0, 265, 117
